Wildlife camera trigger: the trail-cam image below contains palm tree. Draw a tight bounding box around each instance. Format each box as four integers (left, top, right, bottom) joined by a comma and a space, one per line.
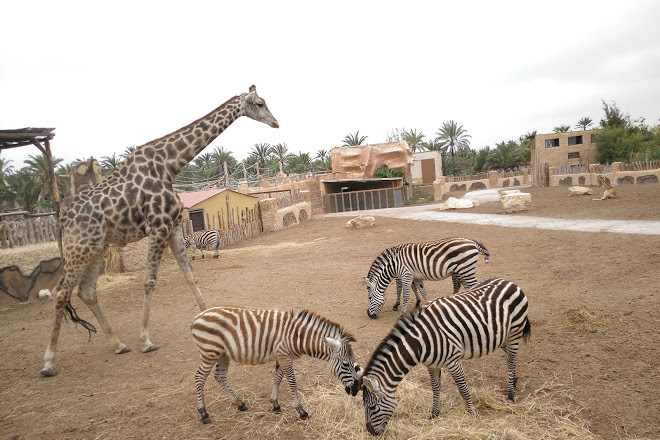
402, 129, 426, 153
120, 146, 137, 159
575, 117, 593, 131
249, 143, 272, 170
271, 143, 292, 167
210, 146, 237, 177
435, 120, 471, 156
5, 169, 41, 212
553, 125, 571, 133
24, 153, 63, 204
100, 153, 121, 174
342, 131, 368, 147
315, 149, 329, 162
421, 139, 443, 151
285, 151, 312, 174
486, 141, 527, 170
0, 157, 14, 181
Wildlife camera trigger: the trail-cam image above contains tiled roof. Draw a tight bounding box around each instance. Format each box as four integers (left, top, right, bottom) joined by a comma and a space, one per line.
176, 188, 225, 208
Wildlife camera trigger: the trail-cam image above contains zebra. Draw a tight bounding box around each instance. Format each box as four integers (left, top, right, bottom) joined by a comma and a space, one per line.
184, 229, 220, 260
191, 306, 361, 423
366, 245, 427, 312
360, 278, 531, 435
364, 237, 490, 319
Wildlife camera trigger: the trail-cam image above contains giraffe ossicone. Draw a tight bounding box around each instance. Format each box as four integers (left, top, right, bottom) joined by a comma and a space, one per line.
41, 85, 278, 377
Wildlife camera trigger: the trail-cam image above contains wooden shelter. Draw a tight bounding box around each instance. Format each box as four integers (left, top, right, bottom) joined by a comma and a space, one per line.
0, 128, 61, 251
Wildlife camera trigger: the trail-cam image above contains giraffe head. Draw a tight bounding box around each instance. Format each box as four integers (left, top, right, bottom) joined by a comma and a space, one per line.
243, 85, 279, 128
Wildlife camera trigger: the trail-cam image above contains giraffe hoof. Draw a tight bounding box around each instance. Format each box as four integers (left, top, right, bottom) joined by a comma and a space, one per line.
40, 366, 58, 377
272, 405, 281, 413
115, 345, 131, 354
142, 344, 160, 353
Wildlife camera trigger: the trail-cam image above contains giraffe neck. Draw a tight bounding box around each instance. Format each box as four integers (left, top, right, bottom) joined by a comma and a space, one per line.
117, 94, 247, 182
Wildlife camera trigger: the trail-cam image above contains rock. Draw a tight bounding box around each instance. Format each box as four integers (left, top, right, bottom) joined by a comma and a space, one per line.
346, 216, 376, 229
499, 189, 521, 196
39, 289, 52, 299
569, 186, 593, 196
439, 197, 479, 210
501, 193, 532, 213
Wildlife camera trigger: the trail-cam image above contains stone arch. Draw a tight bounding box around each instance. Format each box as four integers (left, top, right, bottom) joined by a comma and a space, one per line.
578, 176, 586, 185
298, 209, 308, 222
450, 184, 466, 192
502, 179, 510, 187
513, 178, 520, 186
469, 181, 487, 191
637, 175, 659, 184
617, 176, 634, 185
559, 177, 573, 186
283, 212, 297, 228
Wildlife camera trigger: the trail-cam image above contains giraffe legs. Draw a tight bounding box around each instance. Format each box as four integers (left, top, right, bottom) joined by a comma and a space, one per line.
139, 229, 171, 353
168, 227, 207, 311
77, 248, 129, 354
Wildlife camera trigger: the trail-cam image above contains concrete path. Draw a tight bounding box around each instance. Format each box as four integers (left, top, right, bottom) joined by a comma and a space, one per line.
323, 188, 660, 236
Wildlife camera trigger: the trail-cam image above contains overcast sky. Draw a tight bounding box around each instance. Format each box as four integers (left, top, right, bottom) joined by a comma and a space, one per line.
2, 1, 659, 169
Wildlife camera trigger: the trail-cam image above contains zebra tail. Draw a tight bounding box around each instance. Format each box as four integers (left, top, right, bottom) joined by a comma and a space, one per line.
475, 241, 490, 263
522, 318, 531, 343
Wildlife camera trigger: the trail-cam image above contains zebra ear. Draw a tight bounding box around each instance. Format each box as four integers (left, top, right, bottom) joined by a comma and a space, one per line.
362, 375, 378, 393
364, 277, 375, 289
324, 337, 342, 352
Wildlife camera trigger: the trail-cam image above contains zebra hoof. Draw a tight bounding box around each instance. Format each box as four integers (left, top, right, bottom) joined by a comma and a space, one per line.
299, 410, 309, 420
506, 395, 515, 404
142, 344, 160, 353
201, 416, 211, 424
272, 405, 281, 413
213, 255, 219, 259
392, 305, 399, 311
40, 366, 58, 377
237, 402, 248, 411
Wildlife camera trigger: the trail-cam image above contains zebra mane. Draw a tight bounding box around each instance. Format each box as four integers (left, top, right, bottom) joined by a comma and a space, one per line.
293, 309, 356, 342
363, 309, 423, 376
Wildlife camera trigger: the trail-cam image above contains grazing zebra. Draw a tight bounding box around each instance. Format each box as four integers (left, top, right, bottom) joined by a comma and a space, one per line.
184, 229, 220, 260
361, 278, 531, 436
191, 306, 361, 423
366, 245, 427, 312
364, 237, 490, 319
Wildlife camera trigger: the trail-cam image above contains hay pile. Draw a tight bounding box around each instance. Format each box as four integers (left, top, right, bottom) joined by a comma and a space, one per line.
183, 367, 595, 440
565, 305, 608, 333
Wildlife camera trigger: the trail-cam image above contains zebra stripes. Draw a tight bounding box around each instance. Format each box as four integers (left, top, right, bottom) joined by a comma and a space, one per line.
191, 306, 360, 423
365, 237, 490, 319
184, 229, 220, 259
361, 278, 531, 435
365, 245, 427, 312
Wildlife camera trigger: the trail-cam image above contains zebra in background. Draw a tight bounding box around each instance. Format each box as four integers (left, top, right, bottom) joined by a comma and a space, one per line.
361, 278, 531, 436
366, 245, 427, 312
191, 306, 361, 423
184, 229, 220, 260
365, 237, 490, 319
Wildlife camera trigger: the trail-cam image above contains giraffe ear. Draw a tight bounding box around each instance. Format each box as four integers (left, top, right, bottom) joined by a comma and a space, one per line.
249, 85, 257, 94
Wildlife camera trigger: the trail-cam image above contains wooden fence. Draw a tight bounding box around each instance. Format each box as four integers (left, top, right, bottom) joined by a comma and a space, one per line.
0, 212, 58, 249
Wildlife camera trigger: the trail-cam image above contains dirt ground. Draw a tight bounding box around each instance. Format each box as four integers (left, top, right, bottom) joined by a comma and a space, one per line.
1, 184, 659, 440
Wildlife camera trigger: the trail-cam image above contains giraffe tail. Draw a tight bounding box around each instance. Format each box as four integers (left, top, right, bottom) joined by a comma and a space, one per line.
64, 301, 97, 340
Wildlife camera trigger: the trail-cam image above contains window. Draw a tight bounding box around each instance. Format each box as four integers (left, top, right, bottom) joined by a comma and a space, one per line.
545, 138, 559, 148
568, 135, 583, 146
568, 152, 580, 159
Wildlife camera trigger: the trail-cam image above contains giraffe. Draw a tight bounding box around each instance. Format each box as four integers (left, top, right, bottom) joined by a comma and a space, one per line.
592, 175, 619, 200
41, 85, 278, 377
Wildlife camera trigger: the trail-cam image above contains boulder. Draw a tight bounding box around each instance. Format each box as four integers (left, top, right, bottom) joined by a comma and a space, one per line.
501, 193, 531, 213
346, 216, 376, 229
439, 197, 479, 210
499, 189, 521, 196
569, 186, 593, 196
39, 289, 52, 299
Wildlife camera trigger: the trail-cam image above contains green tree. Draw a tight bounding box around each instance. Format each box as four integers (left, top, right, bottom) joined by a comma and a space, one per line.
441, 154, 462, 176
435, 120, 471, 156
553, 125, 571, 133
285, 152, 312, 174
271, 143, 292, 167
472, 147, 491, 173
421, 139, 443, 151
374, 165, 405, 180
249, 143, 272, 170
5, 169, 41, 212
599, 100, 627, 129
402, 129, 426, 153
342, 131, 368, 146
575, 117, 593, 131
485, 141, 528, 170
24, 153, 63, 205
100, 153, 121, 174
120, 146, 137, 159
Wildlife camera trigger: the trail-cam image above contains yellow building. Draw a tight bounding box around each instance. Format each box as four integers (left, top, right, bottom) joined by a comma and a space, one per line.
530, 129, 601, 186
177, 188, 260, 233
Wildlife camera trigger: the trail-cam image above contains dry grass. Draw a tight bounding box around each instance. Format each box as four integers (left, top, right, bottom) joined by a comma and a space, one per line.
103, 245, 123, 273
565, 305, 608, 333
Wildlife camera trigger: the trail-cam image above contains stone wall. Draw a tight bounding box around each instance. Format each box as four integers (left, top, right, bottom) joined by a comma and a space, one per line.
259, 191, 312, 233
549, 162, 660, 187
441, 170, 530, 193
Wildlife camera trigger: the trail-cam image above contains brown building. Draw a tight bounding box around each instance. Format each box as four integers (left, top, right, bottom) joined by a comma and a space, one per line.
530, 129, 600, 186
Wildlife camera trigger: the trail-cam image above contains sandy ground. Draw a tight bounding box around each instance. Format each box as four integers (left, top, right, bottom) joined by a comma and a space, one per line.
1, 184, 659, 440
